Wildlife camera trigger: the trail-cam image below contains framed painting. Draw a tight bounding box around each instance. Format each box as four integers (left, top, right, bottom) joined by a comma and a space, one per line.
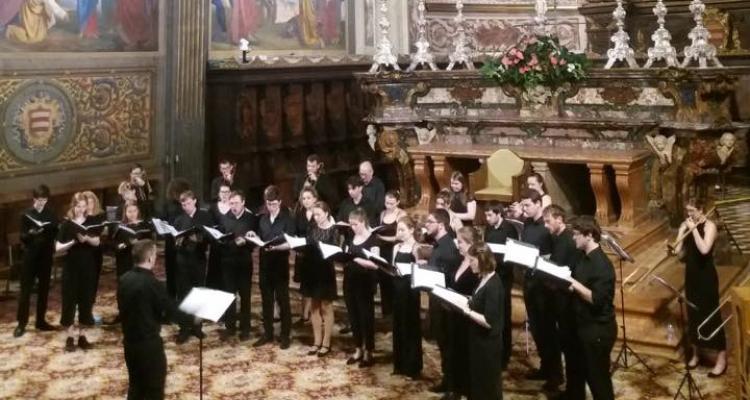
0, 0, 159, 52
209, 0, 351, 57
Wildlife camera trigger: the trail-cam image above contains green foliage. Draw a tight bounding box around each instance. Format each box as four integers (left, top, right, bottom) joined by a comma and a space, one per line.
480, 35, 590, 91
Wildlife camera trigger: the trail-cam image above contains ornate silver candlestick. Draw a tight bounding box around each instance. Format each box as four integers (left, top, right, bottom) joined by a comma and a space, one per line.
643, 0, 677, 68
534, 0, 549, 36
604, 0, 639, 69
446, 0, 474, 71
369, 0, 401, 73
407, 0, 438, 72
681, 0, 723, 68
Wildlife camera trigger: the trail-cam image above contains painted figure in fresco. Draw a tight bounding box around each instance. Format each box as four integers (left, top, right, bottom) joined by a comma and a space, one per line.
5, 0, 68, 44
319, 0, 340, 46
298, 0, 320, 47
77, 0, 99, 39
116, 0, 158, 48
230, 0, 261, 44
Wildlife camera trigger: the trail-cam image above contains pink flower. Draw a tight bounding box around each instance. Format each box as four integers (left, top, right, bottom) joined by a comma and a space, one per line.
520, 66, 529, 74
559, 59, 567, 65
501, 56, 512, 66
550, 55, 559, 65
516, 52, 524, 60
529, 54, 538, 66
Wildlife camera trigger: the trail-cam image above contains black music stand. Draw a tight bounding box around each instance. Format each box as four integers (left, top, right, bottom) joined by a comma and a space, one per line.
652, 275, 704, 400
602, 234, 654, 375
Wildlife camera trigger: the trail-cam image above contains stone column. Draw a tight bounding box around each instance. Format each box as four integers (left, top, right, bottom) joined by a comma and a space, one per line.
530, 161, 572, 211
165, 1, 210, 199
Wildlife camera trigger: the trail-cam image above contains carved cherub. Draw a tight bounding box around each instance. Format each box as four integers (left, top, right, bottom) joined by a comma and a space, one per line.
716, 132, 736, 166
646, 134, 676, 166
414, 123, 436, 145
367, 124, 378, 151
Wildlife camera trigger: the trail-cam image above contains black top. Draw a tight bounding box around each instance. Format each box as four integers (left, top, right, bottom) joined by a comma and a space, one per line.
295, 209, 314, 239
209, 176, 238, 203
522, 216, 552, 256
428, 233, 462, 277
218, 210, 257, 258
345, 234, 379, 275
118, 266, 192, 344
293, 173, 339, 208
450, 264, 480, 296
173, 209, 214, 258
20, 206, 59, 249
257, 207, 296, 252
160, 200, 182, 225
113, 221, 153, 250
209, 202, 231, 224
550, 228, 581, 272
449, 192, 474, 216
362, 176, 386, 215
572, 246, 616, 326
469, 274, 504, 337
484, 219, 519, 266
337, 196, 378, 228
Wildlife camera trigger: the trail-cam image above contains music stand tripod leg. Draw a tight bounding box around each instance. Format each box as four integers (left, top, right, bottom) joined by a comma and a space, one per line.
613, 258, 654, 375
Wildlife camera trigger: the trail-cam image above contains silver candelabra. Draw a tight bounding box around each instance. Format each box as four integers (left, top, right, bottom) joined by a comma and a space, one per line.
446, 0, 474, 71
643, 0, 677, 68
369, 0, 401, 73
604, 0, 639, 69
681, 0, 723, 68
407, 0, 438, 72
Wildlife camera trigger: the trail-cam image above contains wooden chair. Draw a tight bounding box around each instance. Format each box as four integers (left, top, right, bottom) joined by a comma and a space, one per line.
471, 149, 527, 204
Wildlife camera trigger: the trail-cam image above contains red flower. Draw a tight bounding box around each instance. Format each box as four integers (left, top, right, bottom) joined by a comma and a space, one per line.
550, 55, 559, 65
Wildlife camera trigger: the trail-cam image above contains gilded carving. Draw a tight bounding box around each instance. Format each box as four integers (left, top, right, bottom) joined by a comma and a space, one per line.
0, 73, 152, 175
377, 129, 418, 206
657, 69, 736, 125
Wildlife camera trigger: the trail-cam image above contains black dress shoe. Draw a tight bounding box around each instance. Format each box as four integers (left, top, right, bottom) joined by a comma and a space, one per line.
429, 383, 447, 393
253, 337, 273, 347
13, 325, 26, 338
239, 332, 251, 342
64, 337, 76, 352
35, 321, 57, 331
280, 337, 291, 349
78, 336, 93, 350
317, 346, 331, 357
359, 357, 374, 368
346, 352, 363, 365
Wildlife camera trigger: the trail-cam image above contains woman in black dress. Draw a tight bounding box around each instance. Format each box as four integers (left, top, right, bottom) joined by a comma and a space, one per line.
206, 183, 232, 291
390, 215, 423, 379
449, 172, 477, 226
527, 172, 552, 209
56, 192, 102, 352
295, 187, 319, 325
304, 201, 339, 357
377, 190, 407, 317
443, 226, 481, 399
344, 208, 380, 367
82, 191, 106, 307
675, 198, 727, 377
466, 243, 504, 400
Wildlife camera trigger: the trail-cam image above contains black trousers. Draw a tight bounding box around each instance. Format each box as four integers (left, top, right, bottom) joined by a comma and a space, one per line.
124, 338, 167, 400
523, 278, 562, 379
221, 255, 252, 334
429, 296, 451, 385
377, 269, 394, 316
499, 268, 514, 368
164, 238, 177, 300
176, 253, 206, 333
60, 261, 96, 327
17, 247, 53, 326
259, 251, 291, 339
567, 322, 617, 400
346, 268, 377, 350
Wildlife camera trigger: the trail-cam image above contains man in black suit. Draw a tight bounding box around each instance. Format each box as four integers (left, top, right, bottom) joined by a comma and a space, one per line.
359, 160, 385, 216
293, 154, 338, 207
15, 185, 59, 337
209, 158, 238, 202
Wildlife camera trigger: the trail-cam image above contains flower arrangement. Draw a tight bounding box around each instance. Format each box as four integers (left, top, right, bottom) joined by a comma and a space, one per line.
480, 35, 590, 91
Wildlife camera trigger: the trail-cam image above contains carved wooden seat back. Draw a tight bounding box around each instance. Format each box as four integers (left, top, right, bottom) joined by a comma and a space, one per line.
473, 149, 526, 203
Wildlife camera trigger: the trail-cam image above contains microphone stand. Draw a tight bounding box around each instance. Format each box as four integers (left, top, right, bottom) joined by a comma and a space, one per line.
199, 331, 204, 400
651, 275, 704, 400
602, 233, 654, 375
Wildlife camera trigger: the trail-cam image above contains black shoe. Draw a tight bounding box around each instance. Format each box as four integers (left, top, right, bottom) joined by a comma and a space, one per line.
35, 321, 57, 331
429, 383, 447, 393
339, 326, 351, 335
280, 337, 291, 349
78, 336, 93, 350
359, 356, 374, 368
219, 329, 236, 341
525, 368, 548, 381
317, 346, 331, 357
13, 325, 26, 338
346, 352, 363, 365
253, 337, 273, 347
64, 337, 76, 352
239, 332, 251, 342
308, 345, 322, 356
176, 331, 191, 344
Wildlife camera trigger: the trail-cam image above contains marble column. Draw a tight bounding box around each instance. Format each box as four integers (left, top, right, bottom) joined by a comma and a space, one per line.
165, 1, 210, 199
530, 161, 572, 211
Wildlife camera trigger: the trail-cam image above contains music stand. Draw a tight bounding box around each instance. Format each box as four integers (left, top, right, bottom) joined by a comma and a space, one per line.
602, 233, 654, 375
651, 275, 704, 400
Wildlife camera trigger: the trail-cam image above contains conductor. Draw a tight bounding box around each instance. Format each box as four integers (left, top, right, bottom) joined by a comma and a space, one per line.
118, 240, 193, 399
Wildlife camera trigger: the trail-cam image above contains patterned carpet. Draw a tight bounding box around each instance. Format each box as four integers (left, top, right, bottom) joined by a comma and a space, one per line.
0, 256, 737, 399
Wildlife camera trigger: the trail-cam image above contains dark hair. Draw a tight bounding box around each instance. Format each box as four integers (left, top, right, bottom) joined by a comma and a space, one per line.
131, 163, 144, 173
385, 190, 401, 201
132, 239, 157, 265
346, 175, 364, 188
230, 190, 246, 201
520, 188, 542, 204
313, 200, 330, 215
264, 185, 280, 202
686, 197, 706, 212
430, 208, 451, 229
218, 158, 235, 166
348, 207, 370, 228
543, 204, 567, 221
32, 184, 51, 199
179, 190, 197, 202
450, 171, 470, 207
167, 178, 191, 201
436, 189, 452, 207
468, 242, 497, 275
570, 216, 601, 243
527, 172, 546, 193
121, 201, 141, 223
307, 154, 321, 164
485, 200, 505, 216
299, 187, 319, 201
457, 226, 481, 247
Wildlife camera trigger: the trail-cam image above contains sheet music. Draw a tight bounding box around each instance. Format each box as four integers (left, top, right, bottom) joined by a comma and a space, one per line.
151, 218, 186, 237
319, 242, 344, 259
395, 263, 413, 276
203, 225, 230, 240
432, 285, 469, 311
284, 234, 307, 249
487, 243, 506, 255
411, 264, 446, 290
25, 214, 51, 227
117, 224, 137, 236
362, 248, 387, 265
504, 238, 540, 268
535, 258, 572, 282
178, 287, 235, 322
245, 234, 269, 248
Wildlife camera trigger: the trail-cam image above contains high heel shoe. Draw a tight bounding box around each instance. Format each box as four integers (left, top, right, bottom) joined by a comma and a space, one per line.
687, 357, 699, 370
707, 364, 727, 378
317, 346, 331, 357
308, 345, 322, 356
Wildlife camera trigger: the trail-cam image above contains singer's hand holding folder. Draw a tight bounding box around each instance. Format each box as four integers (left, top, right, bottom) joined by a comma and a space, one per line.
504, 238, 540, 267
202, 225, 233, 241
318, 242, 357, 262
178, 287, 235, 322
284, 234, 308, 249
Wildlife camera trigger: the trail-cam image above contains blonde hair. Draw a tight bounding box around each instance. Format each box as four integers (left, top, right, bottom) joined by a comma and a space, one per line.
81, 191, 103, 215
66, 192, 90, 220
